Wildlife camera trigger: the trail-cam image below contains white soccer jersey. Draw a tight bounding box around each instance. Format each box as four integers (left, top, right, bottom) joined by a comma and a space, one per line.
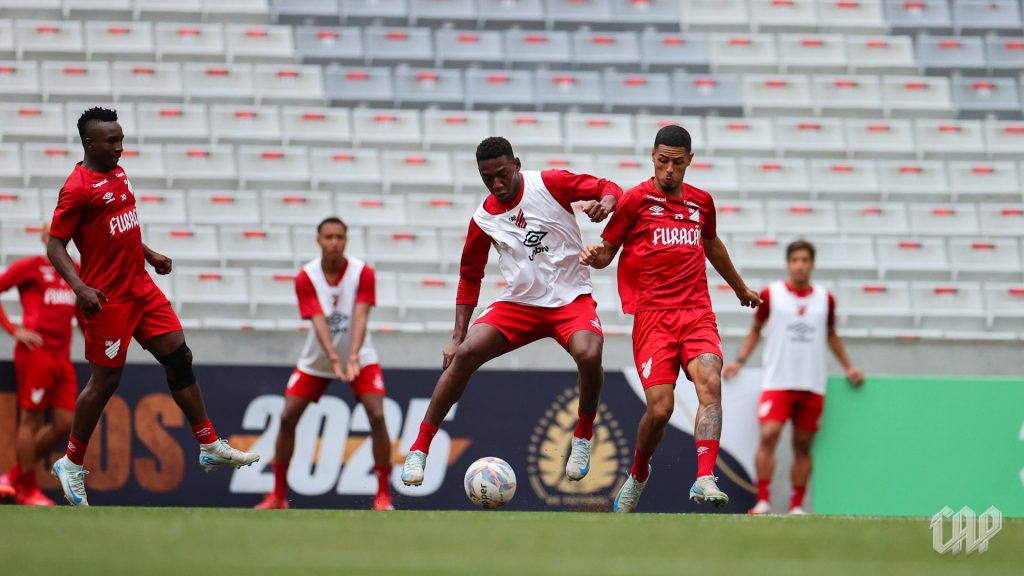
470, 170, 592, 308
760, 281, 832, 395
296, 256, 378, 379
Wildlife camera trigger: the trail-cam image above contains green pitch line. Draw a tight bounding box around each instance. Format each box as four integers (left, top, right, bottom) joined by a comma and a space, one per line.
0, 508, 1020, 576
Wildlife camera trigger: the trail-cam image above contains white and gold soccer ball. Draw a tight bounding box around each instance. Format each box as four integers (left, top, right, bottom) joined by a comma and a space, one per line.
463, 457, 517, 509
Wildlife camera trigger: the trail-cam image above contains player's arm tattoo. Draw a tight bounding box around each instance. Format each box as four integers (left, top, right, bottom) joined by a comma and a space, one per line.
695, 353, 724, 441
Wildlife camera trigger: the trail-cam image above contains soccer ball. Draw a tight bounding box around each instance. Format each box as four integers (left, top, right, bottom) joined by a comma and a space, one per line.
463, 457, 517, 509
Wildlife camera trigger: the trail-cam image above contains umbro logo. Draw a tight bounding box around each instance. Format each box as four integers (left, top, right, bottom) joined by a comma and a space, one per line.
102, 191, 115, 204
696, 446, 710, 456
649, 206, 665, 216
104, 339, 120, 359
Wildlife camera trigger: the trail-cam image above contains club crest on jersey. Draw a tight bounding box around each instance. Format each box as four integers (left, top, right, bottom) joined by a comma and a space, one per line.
523, 230, 549, 261
508, 209, 527, 229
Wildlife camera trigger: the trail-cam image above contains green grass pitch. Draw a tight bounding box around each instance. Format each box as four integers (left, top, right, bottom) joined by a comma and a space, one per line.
1, 507, 1020, 576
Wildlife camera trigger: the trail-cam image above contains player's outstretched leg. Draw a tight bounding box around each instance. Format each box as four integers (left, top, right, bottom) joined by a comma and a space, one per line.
687, 353, 729, 507
614, 384, 673, 513
565, 331, 603, 481
402, 324, 507, 486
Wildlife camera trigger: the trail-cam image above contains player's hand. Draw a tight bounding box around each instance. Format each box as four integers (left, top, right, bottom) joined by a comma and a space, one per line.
74, 285, 107, 317
736, 286, 762, 309
579, 244, 605, 267
722, 362, 742, 380
13, 327, 43, 350
846, 367, 865, 387
442, 338, 462, 371
330, 355, 348, 381
345, 353, 361, 382
580, 196, 616, 223
146, 251, 173, 275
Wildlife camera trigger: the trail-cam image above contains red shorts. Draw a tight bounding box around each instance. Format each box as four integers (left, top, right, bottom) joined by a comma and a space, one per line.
14, 345, 77, 412
473, 294, 603, 353
82, 282, 182, 368
632, 307, 722, 388
285, 364, 385, 401
758, 390, 825, 432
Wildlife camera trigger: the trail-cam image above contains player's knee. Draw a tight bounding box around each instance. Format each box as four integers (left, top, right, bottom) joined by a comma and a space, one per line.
760, 429, 781, 448
571, 340, 603, 369
646, 399, 674, 428
156, 343, 196, 391
792, 435, 813, 455
453, 342, 485, 370
279, 409, 301, 431
365, 407, 387, 430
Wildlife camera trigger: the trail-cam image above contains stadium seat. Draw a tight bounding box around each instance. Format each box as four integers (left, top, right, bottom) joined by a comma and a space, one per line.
564, 113, 635, 154
280, 106, 351, 146
0, 1, 61, 20
882, 76, 954, 118
913, 120, 985, 160
111, 61, 183, 103
22, 143, 76, 187
220, 226, 293, 264
0, 221, 49, 260
260, 190, 333, 224
183, 63, 255, 104
846, 35, 917, 74
364, 27, 433, 66
612, 0, 682, 30
884, 0, 951, 32
709, 33, 779, 72
715, 200, 767, 233
639, 31, 710, 72
750, 0, 819, 31
293, 26, 362, 63
877, 160, 949, 200
466, 69, 535, 110
729, 235, 790, 275
84, 21, 155, 61
604, 72, 675, 113
154, 23, 225, 62
952, 77, 1020, 119
977, 204, 1024, 237
744, 74, 814, 116
453, 153, 484, 193
741, 159, 812, 198
705, 117, 776, 155
984, 283, 1024, 331
765, 200, 837, 234
118, 143, 166, 187
381, 151, 454, 193
209, 105, 280, 144
493, 111, 563, 152
133, 189, 188, 225
708, 277, 758, 328
985, 37, 1024, 75
917, 36, 986, 74
334, 194, 406, 227
309, 148, 382, 192
983, 120, 1024, 158
203, 0, 271, 25
188, 190, 262, 224
0, 21, 11, 61
634, 115, 705, 152
818, 0, 887, 33
15, 20, 85, 61
248, 267, 299, 318
837, 202, 909, 235
682, 0, 751, 32
572, 31, 641, 69
813, 237, 877, 277
271, 0, 341, 25
525, 153, 598, 176
673, 72, 744, 114
340, 0, 409, 23
0, 103, 64, 142
0, 60, 40, 102
253, 64, 324, 106
844, 118, 915, 158
535, 70, 604, 112
174, 268, 250, 318
477, 0, 545, 28
351, 108, 421, 148
137, 0, 204, 23
435, 29, 503, 68
775, 117, 846, 157
812, 75, 883, 117
323, 65, 393, 106
41, 62, 111, 103
595, 155, 648, 190
686, 157, 740, 194
947, 161, 1021, 200
908, 204, 980, 237
397, 273, 458, 312
394, 67, 464, 108
136, 103, 209, 144
408, 0, 477, 26
422, 110, 491, 151
145, 225, 220, 264
953, 0, 1022, 35
503, 30, 572, 68
877, 237, 950, 279
225, 24, 293, 63
0, 144, 22, 187
0, 188, 39, 222
547, 0, 613, 28
164, 144, 238, 188
836, 280, 913, 329
776, 34, 847, 72
238, 145, 310, 189
949, 238, 1022, 280
406, 194, 477, 228
367, 228, 441, 266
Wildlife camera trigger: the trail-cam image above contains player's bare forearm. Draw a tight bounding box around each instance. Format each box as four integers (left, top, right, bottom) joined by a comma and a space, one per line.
348, 302, 371, 359
310, 314, 338, 362
47, 236, 85, 291
142, 242, 173, 275
451, 304, 475, 343
827, 331, 853, 371
736, 324, 763, 365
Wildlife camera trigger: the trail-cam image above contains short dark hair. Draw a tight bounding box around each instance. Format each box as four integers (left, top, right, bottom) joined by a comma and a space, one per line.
786, 239, 816, 261
77, 107, 118, 142
653, 124, 692, 152
476, 136, 515, 162
317, 216, 347, 234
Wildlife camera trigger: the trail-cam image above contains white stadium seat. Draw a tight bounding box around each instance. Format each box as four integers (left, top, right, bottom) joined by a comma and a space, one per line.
15, 20, 84, 61
334, 194, 407, 227
111, 62, 183, 103
145, 225, 220, 264
595, 156, 650, 190
136, 103, 208, 144
504, 29, 572, 68
381, 151, 454, 193
209, 105, 281, 144
813, 75, 883, 117
715, 200, 767, 234
535, 70, 604, 112
837, 202, 909, 235
237, 146, 310, 189
0, 61, 41, 102
248, 268, 298, 318
846, 35, 917, 74
220, 226, 293, 263
686, 157, 739, 195
0, 188, 40, 222
405, 194, 477, 228
183, 63, 255, 104
730, 235, 790, 275
352, 108, 421, 148
1, 221, 48, 259
0, 144, 22, 187
0, 21, 12, 61
492, 112, 563, 152
564, 113, 635, 154
203, 0, 271, 25
137, 0, 204, 23
683, 0, 751, 31
397, 273, 458, 311
174, 267, 249, 317
709, 33, 779, 72
775, 117, 846, 157
280, 106, 351, 147
837, 280, 913, 329
310, 148, 382, 192
367, 228, 441, 265
84, 21, 155, 61
877, 160, 949, 201
22, 143, 76, 187
818, 0, 887, 33
777, 34, 847, 72
949, 238, 1022, 280
877, 237, 950, 279
765, 201, 838, 234
187, 190, 261, 225
0, 103, 64, 141
947, 162, 1021, 201
422, 110, 491, 151
435, 29, 503, 67
705, 117, 776, 155
844, 118, 915, 158
571, 31, 641, 69
740, 159, 811, 198
164, 144, 238, 188
118, 144, 166, 187
134, 190, 187, 225
910, 282, 986, 331
394, 68, 464, 108
750, 0, 819, 31
253, 64, 325, 106
40, 61, 111, 103
260, 190, 333, 225
984, 121, 1024, 159
913, 120, 985, 160
984, 283, 1024, 331
814, 237, 877, 276
882, 76, 954, 118
743, 74, 814, 116
978, 205, 1024, 237
155, 23, 225, 62
225, 24, 293, 63
908, 204, 979, 237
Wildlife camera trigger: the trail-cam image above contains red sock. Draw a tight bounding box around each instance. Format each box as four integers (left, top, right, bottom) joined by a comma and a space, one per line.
374, 465, 390, 495
790, 485, 806, 510
409, 422, 439, 454
6, 463, 21, 483
66, 435, 88, 466
191, 420, 219, 445
272, 463, 288, 500
757, 479, 771, 502
631, 449, 652, 482
574, 410, 595, 440
696, 440, 719, 477
19, 468, 37, 492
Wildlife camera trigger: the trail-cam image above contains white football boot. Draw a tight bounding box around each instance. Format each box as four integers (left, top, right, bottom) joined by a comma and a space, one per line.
612, 467, 650, 513
565, 437, 592, 481
402, 450, 427, 486
689, 475, 730, 507
52, 456, 89, 507
748, 499, 772, 515
199, 439, 260, 472
788, 506, 809, 516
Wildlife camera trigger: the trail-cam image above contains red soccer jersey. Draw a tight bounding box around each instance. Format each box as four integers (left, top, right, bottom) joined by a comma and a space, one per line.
295, 259, 376, 319
601, 179, 717, 314
0, 255, 80, 356
50, 163, 154, 303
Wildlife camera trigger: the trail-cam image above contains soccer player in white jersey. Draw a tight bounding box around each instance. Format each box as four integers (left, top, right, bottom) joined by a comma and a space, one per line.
723, 240, 864, 515
255, 217, 394, 511
401, 137, 622, 486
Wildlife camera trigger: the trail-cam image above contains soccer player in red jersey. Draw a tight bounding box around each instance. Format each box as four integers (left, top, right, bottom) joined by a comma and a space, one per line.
46, 107, 258, 506
401, 137, 622, 487
0, 221, 79, 505
255, 217, 394, 511
722, 240, 864, 515
581, 125, 761, 512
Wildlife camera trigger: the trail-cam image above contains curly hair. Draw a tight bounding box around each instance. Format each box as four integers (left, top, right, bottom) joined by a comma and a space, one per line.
475, 136, 515, 162
77, 107, 118, 142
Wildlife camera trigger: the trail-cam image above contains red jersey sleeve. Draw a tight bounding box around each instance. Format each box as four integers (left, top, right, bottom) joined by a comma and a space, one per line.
601, 189, 639, 249
0, 260, 33, 335
702, 193, 717, 240
541, 169, 624, 213
456, 219, 491, 306
356, 264, 376, 306
827, 291, 836, 330
754, 287, 771, 324
50, 183, 87, 241
294, 270, 323, 320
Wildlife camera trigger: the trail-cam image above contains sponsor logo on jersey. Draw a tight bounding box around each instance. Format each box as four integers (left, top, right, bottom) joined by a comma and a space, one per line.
645, 194, 667, 203
652, 227, 702, 247
787, 321, 815, 343
523, 230, 550, 261
326, 311, 351, 336
44, 287, 76, 306
108, 208, 140, 237
683, 200, 700, 209
93, 179, 109, 189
